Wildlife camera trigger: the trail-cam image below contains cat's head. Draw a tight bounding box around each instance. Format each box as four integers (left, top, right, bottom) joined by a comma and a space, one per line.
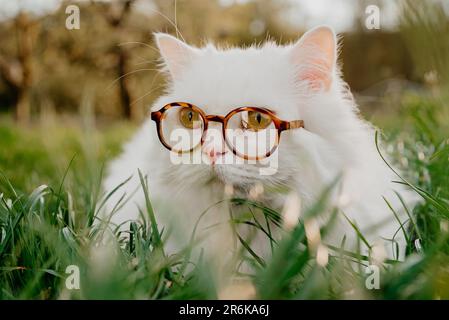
151, 26, 344, 193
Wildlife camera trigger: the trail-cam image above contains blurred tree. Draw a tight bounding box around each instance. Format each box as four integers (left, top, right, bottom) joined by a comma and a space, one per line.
0, 12, 37, 124
0, 0, 436, 122
93, 0, 136, 120
400, 0, 449, 87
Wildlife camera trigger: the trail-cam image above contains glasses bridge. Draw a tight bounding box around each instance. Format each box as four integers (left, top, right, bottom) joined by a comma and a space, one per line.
205, 115, 225, 122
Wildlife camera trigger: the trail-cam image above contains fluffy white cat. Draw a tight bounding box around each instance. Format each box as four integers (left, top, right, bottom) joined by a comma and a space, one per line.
102, 26, 416, 265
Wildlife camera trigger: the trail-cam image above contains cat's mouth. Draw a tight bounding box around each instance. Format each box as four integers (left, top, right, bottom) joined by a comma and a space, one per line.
208, 164, 226, 181
207, 163, 263, 188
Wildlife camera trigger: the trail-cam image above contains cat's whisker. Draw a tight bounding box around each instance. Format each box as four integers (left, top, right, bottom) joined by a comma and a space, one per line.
133, 60, 157, 66
118, 41, 160, 53
130, 75, 165, 106
174, 0, 181, 41
146, 5, 186, 42
105, 68, 159, 92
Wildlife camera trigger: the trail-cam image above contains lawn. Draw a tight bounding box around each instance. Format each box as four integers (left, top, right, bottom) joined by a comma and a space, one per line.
0, 91, 448, 299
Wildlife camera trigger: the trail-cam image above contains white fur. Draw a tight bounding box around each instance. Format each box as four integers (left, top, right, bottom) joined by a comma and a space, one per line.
102, 26, 417, 264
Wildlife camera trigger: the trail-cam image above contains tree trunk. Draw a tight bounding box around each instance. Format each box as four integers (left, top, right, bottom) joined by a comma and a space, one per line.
118, 48, 132, 119
98, 0, 136, 120
15, 89, 30, 123
14, 13, 33, 124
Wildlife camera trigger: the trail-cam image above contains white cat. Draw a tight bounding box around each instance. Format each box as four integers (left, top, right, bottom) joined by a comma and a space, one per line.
102, 26, 416, 266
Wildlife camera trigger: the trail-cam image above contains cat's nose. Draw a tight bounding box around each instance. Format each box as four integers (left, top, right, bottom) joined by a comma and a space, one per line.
202, 128, 226, 163
202, 146, 226, 164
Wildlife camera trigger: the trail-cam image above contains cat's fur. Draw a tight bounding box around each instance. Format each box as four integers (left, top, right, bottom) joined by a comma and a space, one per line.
102, 26, 416, 264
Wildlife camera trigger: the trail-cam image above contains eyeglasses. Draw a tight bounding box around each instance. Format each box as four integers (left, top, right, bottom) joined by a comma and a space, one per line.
151, 102, 304, 160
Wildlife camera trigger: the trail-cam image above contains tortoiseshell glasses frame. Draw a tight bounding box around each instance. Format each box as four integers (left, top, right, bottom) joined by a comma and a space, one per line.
150, 102, 305, 160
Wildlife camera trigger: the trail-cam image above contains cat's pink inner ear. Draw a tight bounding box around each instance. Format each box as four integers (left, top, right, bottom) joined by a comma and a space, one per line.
154, 33, 195, 79
291, 26, 337, 91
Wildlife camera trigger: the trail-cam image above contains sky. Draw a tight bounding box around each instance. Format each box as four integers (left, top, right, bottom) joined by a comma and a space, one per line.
0, 0, 61, 20
0, 0, 400, 32
288, 0, 401, 32
287, 0, 359, 32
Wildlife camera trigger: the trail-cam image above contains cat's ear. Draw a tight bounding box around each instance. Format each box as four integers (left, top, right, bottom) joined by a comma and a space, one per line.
154, 33, 197, 79
290, 25, 337, 92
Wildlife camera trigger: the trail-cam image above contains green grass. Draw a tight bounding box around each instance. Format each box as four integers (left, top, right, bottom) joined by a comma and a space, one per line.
0, 93, 448, 300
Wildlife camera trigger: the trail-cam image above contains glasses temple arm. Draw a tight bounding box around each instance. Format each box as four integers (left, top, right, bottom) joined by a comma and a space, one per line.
281, 120, 304, 131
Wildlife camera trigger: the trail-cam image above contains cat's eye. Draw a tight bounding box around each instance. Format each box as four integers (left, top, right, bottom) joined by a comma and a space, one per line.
179, 108, 201, 129
241, 111, 272, 131
151, 102, 304, 160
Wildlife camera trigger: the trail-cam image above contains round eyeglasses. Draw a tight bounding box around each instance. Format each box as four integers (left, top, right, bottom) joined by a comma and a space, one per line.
151, 102, 304, 160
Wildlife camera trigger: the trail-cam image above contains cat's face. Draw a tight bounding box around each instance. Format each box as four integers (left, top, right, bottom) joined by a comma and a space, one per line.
151, 26, 338, 193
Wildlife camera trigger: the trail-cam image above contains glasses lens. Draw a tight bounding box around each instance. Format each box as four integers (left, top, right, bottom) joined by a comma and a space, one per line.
225, 109, 277, 159
160, 106, 204, 152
